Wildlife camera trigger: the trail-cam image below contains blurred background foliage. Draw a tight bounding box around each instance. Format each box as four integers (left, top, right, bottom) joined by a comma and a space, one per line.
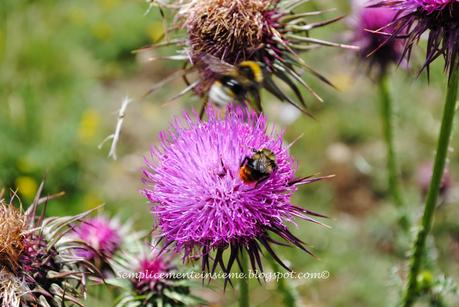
1, 0, 458, 306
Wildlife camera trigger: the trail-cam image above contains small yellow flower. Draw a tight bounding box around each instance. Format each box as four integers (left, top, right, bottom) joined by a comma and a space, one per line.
92, 22, 113, 41
15, 176, 37, 200
83, 193, 103, 211
78, 109, 100, 144
147, 21, 164, 43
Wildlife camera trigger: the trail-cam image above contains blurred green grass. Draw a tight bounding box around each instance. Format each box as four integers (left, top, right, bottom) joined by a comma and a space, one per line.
1, 0, 459, 306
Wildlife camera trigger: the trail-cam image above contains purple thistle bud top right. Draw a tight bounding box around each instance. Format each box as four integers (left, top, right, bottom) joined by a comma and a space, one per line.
352, 0, 404, 76
371, 0, 459, 77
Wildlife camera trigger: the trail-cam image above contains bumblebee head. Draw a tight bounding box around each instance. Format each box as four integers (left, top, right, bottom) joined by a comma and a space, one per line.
252, 148, 276, 161
260, 148, 276, 161
237, 61, 264, 83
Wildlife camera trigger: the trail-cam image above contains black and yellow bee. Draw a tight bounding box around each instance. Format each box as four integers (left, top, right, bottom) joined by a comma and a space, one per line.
202, 55, 264, 113
201, 55, 311, 118
239, 148, 277, 185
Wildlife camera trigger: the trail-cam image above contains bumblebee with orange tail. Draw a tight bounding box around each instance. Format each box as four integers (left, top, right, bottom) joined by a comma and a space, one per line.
239, 148, 277, 185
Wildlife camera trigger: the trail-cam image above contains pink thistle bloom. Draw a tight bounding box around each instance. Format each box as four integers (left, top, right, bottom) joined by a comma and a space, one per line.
371, 0, 459, 77
352, 1, 404, 75
132, 256, 168, 293
116, 248, 196, 306
73, 217, 121, 260
142, 106, 332, 274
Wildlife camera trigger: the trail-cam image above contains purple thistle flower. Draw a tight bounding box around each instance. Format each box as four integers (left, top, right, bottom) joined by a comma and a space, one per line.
352, 1, 405, 76
371, 0, 459, 77
142, 106, 332, 275
73, 216, 121, 261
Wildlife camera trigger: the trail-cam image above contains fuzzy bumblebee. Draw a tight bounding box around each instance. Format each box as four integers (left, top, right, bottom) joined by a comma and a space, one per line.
239, 148, 277, 184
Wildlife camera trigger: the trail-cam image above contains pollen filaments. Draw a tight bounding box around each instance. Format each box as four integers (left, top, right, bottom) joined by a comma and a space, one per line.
144, 0, 353, 114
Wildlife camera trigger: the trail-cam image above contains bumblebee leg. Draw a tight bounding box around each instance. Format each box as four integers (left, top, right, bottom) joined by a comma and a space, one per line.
251, 88, 263, 114
254, 175, 269, 189
199, 99, 209, 120
240, 156, 249, 167
219, 158, 234, 179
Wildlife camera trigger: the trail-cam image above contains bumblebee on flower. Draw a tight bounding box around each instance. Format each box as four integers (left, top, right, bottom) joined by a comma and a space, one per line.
142, 106, 333, 277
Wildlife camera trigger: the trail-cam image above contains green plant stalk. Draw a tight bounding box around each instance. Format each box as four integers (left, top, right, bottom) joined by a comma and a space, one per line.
378, 74, 410, 231
267, 256, 296, 307
402, 67, 459, 307
239, 253, 249, 307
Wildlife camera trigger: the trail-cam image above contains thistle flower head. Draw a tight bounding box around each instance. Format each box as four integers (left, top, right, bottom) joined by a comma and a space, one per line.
372, 0, 459, 77
142, 106, 331, 274
70, 215, 145, 279
132, 255, 168, 294
351, 0, 404, 75
73, 216, 121, 260
146, 0, 351, 113
0, 184, 104, 306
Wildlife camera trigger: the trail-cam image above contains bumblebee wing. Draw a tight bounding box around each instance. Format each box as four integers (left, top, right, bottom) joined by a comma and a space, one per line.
201, 54, 236, 75
262, 73, 316, 119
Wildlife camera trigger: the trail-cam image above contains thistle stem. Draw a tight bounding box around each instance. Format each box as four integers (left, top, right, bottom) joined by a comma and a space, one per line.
377, 74, 410, 231
239, 253, 249, 307
402, 67, 459, 307
267, 257, 296, 307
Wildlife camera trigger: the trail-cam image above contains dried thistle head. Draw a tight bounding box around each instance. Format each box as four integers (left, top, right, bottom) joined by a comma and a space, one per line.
0, 199, 26, 272
145, 0, 354, 115
185, 0, 269, 62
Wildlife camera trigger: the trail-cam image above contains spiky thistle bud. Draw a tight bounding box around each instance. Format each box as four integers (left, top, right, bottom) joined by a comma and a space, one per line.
145, 0, 354, 114
142, 106, 332, 277
114, 246, 199, 307
0, 184, 104, 307
371, 0, 459, 77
